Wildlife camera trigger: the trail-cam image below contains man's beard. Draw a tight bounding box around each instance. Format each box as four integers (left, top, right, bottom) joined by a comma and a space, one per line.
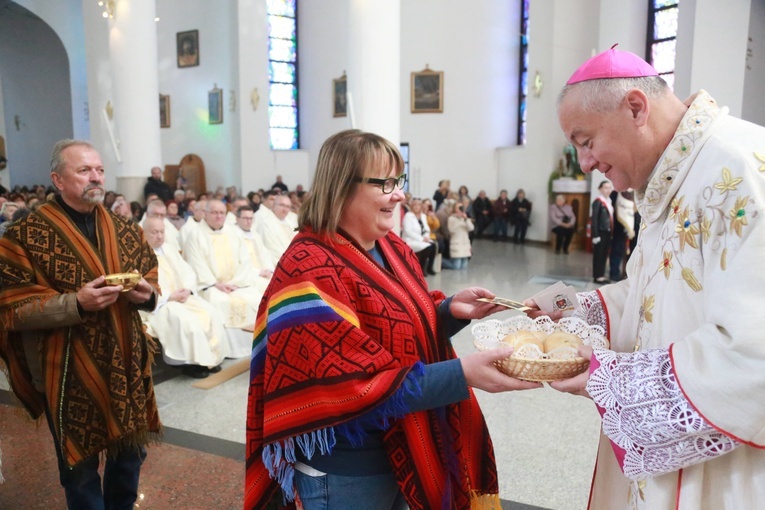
82, 186, 105, 204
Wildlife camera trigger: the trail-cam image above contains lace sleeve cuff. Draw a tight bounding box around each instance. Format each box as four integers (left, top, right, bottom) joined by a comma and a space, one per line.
572, 290, 608, 332
586, 348, 739, 480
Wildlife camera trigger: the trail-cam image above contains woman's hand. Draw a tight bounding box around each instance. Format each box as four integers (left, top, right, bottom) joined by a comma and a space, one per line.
461, 348, 542, 392
549, 345, 593, 398
450, 287, 506, 320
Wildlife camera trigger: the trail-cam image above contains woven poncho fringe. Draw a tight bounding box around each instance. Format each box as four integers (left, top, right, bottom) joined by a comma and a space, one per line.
245, 230, 499, 510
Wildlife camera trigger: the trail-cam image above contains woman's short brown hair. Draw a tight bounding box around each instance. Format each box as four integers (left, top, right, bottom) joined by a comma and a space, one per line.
299, 129, 404, 235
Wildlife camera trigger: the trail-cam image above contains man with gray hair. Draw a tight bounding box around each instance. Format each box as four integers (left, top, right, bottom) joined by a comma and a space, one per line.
0, 139, 160, 508
529, 45, 765, 509
255, 193, 296, 262
140, 198, 181, 252
182, 199, 267, 356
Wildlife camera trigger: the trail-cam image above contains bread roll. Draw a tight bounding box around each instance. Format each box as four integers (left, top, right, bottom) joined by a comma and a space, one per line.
501, 331, 544, 359
543, 332, 582, 353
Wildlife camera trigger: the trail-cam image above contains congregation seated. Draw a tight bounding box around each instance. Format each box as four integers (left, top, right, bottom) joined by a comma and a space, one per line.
182, 199, 268, 357
140, 198, 181, 252
233, 205, 276, 280
254, 192, 296, 262
166, 201, 185, 231
141, 218, 229, 378
225, 195, 250, 226
401, 198, 437, 275
180, 198, 206, 251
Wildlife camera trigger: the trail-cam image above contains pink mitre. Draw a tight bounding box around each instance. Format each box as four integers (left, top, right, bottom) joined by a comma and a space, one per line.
566, 43, 658, 85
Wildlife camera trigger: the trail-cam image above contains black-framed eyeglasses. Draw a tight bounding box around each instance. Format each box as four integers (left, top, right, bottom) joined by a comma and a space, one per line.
354, 173, 407, 194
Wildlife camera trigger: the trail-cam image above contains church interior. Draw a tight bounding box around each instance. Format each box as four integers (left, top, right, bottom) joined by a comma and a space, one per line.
0, 0, 763, 508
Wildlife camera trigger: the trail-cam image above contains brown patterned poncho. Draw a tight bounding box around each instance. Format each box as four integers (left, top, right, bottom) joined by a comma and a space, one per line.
0, 199, 161, 467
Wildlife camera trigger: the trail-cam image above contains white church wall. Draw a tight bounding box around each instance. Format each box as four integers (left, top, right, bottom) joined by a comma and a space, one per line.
400, 0, 518, 201
156, 0, 240, 193
743, 0, 765, 126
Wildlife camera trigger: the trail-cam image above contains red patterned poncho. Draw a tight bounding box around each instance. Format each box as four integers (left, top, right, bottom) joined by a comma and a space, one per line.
245, 230, 500, 509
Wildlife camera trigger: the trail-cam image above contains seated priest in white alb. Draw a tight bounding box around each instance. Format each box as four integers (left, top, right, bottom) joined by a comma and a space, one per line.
180, 198, 206, 251
225, 196, 250, 226
233, 205, 275, 286
255, 193, 296, 262
141, 218, 229, 379
183, 199, 265, 357
140, 198, 181, 252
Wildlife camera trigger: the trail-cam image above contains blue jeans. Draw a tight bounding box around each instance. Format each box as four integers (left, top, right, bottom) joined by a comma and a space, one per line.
451, 257, 468, 269
45, 408, 146, 510
493, 218, 508, 239
294, 469, 408, 510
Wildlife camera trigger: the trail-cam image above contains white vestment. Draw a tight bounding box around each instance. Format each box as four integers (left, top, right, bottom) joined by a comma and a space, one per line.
140, 216, 181, 253
589, 91, 765, 509
142, 246, 229, 367
179, 216, 200, 251
234, 226, 276, 276
183, 221, 267, 356
254, 207, 295, 262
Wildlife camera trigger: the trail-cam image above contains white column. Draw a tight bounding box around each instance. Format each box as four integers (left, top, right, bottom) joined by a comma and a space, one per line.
675, 0, 751, 116
347, 0, 401, 143
348, 0, 402, 232
109, 0, 162, 202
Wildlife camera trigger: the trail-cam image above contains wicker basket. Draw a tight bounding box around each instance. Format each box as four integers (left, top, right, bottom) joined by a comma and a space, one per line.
472, 316, 608, 382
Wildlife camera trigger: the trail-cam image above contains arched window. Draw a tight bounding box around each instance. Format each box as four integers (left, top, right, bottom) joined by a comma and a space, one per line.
268, 0, 299, 150
646, 0, 679, 90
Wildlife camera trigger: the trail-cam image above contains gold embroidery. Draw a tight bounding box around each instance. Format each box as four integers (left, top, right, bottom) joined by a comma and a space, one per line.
721, 248, 727, 271
641, 295, 655, 323
675, 207, 699, 251
714, 167, 743, 193
682, 267, 703, 292
669, 196, 685, 219
754, 151, 765, 172
729, 195, 749, 237
659, 251, 673, 279
700, 215, 712, 243
638, 480, 647, 501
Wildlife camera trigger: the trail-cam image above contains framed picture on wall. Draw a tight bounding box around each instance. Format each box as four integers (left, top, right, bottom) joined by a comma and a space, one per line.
208, 86, 223, 124
159, 94, 171, 128
333, 73, 347, 117
177, 30, 199, 68
411, 67, 443, 113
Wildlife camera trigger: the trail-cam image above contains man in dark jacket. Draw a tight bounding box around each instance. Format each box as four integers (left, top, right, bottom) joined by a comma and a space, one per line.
591, 180, 614, 283
143, 166, 173, 202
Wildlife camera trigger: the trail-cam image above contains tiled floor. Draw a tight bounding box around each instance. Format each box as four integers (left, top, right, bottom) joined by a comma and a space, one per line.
0, 238, 604, 510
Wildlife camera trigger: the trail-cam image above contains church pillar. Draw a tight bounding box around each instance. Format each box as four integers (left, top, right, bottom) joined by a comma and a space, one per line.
675, 0, 751, 116
347, 0, 401, 143
348, 0, 402, 231
108, 0, 162, 203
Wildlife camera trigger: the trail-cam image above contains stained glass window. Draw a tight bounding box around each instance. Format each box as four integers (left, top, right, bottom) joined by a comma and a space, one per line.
268, 0, 298, 150
517, 0, 529, 145
647, 0, 679, 91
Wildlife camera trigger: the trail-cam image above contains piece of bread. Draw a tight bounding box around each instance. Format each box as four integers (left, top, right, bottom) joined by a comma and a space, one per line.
543, 332, 582, 353
502, 331, 545, 359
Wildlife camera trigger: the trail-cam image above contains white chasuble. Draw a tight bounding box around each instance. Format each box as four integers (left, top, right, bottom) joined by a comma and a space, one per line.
144, 248, 230, 367
183, 221, 266, 344
590, 91, 765, 510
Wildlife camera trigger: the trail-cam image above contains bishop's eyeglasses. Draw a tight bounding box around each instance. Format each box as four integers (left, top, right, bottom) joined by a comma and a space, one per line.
354, 173, 407, 194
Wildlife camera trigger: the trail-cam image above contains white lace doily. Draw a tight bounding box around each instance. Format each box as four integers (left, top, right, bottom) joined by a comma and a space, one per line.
472, 316, 609, 360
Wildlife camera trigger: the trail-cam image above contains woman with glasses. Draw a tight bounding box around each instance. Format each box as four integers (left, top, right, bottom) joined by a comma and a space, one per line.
245, 129, 538, 510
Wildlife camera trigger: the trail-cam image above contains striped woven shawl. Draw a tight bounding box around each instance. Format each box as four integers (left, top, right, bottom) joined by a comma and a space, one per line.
0, 200, 161, 466
245, 230, 500, 510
